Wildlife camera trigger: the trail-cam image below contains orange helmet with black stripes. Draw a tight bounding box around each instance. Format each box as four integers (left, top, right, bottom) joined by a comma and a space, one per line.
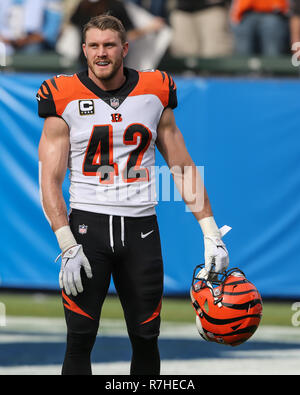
190, 265, 263, 347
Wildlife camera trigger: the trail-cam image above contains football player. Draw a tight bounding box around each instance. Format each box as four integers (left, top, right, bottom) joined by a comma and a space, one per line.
37, 14, 230, 375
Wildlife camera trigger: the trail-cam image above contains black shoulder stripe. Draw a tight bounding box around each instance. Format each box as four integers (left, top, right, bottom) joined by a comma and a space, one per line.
40, 81, 53, 100
159, 70, 166, 82
50, 77, 58, 91
168, 74, 176, 91
166, 72, 177, 109
39, 83, 48, 98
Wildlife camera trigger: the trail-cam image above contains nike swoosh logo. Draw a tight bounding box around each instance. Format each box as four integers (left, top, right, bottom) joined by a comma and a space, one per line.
141, 230, 154, 239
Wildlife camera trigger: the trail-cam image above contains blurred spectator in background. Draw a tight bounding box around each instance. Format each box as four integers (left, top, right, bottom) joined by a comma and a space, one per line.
169, 0, 233, 58
290, 0, 300, 52
126, 0, 168, 19
230, 0, 290, 56
0, 0, 63, 55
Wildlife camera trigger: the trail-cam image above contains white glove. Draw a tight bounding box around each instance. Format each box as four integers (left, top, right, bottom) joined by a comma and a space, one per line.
204, 226, 230, 273
199, 217, 231, 280
57, 244, 93, 296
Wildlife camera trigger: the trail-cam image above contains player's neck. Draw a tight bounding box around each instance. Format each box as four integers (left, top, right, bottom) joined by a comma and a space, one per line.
88, 67, 126, 91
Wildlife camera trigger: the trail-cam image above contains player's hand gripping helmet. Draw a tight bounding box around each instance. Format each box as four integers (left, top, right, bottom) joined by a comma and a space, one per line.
190, 264, 263, 346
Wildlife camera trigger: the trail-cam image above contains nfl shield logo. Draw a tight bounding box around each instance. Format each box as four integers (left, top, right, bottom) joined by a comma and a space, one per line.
78, 224, 88, 235
110, 97, 120, 109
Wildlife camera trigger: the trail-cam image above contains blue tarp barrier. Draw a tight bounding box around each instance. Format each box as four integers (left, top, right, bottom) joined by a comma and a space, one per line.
1, 72, 300, 298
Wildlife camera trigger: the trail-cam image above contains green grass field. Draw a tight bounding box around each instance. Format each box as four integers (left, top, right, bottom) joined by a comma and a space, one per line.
0, 292, 295, 327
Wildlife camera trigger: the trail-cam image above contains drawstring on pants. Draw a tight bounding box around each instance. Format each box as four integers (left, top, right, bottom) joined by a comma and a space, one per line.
120, 216, 125, 247
109, 215, 114, 252
109, 215, 125, 252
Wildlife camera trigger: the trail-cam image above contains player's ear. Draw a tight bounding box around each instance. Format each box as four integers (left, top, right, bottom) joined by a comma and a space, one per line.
82, 43, 87, 59
122, 42, 129, 59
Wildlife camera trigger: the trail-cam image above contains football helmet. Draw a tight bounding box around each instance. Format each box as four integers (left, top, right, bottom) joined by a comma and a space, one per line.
190, 264, 262, 347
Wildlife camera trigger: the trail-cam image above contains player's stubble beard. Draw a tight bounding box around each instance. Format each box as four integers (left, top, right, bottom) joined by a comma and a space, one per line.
88, 50, 124, 84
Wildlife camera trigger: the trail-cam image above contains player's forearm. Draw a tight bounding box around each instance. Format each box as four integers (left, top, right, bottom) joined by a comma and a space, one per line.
41, 181, 78, 253
172, 163, 221, 237
194, 187, 214, 221
40, 180, 69, 232
39, 161, 68, 232
170, 160, 213, 220
40, 179, 79, 253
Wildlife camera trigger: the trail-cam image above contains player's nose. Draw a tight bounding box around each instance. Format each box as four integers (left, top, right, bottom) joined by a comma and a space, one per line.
96, 45, 108, 58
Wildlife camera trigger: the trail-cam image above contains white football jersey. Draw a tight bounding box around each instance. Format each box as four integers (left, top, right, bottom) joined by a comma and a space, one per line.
37, 68, 177, 217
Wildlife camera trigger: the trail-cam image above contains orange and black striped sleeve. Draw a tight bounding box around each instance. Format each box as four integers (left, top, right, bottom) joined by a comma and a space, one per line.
158, 71, 177, 110
130, 70, 178, 109
36, 78, 60, 119
165, 71, 177, 110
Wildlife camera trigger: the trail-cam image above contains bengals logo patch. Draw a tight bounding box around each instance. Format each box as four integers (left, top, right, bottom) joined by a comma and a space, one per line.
111, 113, 123, 123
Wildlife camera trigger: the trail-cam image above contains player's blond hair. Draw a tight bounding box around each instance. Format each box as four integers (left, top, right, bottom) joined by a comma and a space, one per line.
83, 14, 127, 44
